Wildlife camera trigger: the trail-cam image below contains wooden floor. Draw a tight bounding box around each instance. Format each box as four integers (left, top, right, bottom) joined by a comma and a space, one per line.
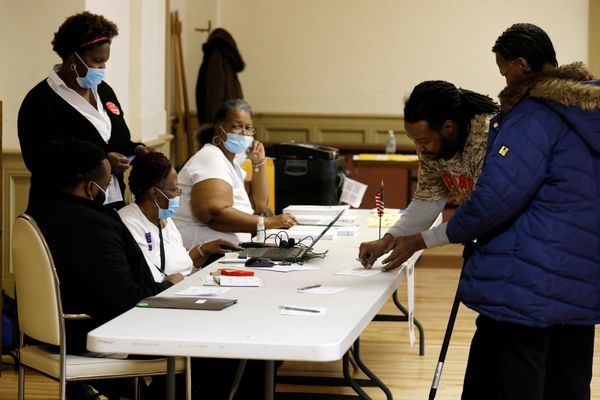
2, 248, 600, 399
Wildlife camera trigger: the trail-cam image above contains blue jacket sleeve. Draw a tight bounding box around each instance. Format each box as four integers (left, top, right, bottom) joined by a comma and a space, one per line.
447, 108, 554, 243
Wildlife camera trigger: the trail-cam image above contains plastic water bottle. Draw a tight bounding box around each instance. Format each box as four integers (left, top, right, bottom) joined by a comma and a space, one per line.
385, 130, 396, 154
256, 216, 265, 243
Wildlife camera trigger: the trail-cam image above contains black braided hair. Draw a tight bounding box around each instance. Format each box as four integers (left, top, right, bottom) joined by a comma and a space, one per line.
404, 80, 498, 129
404, 80, 498, 154
52, 12, 118, 60
492, 23, 558, 72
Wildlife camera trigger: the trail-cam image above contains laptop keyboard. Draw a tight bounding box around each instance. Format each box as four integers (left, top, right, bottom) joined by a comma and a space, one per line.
260, 247, 302, 259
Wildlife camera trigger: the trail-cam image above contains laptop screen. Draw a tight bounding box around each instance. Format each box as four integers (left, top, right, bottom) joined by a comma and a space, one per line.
301, 210, 345, 254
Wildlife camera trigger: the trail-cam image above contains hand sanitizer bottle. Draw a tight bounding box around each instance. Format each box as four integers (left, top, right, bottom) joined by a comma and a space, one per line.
385, 130, 396, 154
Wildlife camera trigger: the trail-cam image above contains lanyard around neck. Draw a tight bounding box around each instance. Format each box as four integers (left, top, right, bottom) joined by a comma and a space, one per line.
158, 223, 166, 273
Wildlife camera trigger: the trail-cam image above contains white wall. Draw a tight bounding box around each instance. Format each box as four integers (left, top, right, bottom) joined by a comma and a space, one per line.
0, 0, 84, 150
168, 0, 217, 118
1, 0, 590, 149
1, 0, 167, 150
84, 0, 167, 142
205, 0, 588, 115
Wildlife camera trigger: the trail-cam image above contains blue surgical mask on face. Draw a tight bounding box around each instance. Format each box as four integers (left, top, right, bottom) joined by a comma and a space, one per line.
155, 188, 180, 220
73, 52, 106, 89
91, 181, 109, 206
221, 127, 254, 154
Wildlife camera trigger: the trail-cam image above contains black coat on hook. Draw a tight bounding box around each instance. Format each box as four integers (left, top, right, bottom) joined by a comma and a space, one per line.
195, 28, 245, 127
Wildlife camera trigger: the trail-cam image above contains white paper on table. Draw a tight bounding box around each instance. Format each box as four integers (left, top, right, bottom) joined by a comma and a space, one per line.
175, 285, 231, 296
255, 265, 320, 273
335, 267, 381, 277
339, 177, 368, 208
297, 286, 347, 295
216, 276, 264, 287
279, 305, 326, 316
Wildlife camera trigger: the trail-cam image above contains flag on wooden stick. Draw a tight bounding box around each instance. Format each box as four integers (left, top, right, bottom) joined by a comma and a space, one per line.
375, 182, 385, 217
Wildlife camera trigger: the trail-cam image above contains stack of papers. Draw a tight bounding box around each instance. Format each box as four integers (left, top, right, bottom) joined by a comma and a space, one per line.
283, 205, 350, 216
367, 208, 405, 228
367, 214, 402, 228
266, 225, 337, 241
332, 225, 360, 236
282, 205, 359, 236
214, 276, 264, 287
293, 214, 357, 226
199, 275, 264, 287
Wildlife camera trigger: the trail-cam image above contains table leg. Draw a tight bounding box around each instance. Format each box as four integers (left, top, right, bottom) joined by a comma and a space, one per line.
167, 356, 176, 400
352, 339, 393, 400
342, 352, 371, 399
265, 360, 275, 400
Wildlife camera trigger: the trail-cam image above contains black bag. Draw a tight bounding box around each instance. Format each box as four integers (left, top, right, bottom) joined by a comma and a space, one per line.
2, 289, 19, 366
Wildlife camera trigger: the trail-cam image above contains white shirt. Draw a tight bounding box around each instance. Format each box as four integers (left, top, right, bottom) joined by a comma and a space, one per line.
173, 143, 253, 248
47, 65, 123, 203
119, 203, 194, 282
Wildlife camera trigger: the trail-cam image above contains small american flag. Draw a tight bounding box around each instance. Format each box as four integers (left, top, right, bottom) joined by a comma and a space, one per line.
375, 183, 385, 217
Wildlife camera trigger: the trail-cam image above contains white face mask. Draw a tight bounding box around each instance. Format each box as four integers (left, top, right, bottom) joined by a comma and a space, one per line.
91, 181, 109, 206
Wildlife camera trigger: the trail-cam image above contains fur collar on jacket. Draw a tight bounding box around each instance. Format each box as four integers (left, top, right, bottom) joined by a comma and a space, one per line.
499, 62, 598, 113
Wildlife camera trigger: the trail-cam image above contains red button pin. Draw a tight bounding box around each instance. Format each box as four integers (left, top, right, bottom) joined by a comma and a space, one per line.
105, 102, 120, 115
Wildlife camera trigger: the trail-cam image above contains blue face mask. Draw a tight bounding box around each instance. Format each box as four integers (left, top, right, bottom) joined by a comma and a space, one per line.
221, 127, 254, 154
91, 181, 109, 206
74, 52, 106, 89
156, 188, 180, 220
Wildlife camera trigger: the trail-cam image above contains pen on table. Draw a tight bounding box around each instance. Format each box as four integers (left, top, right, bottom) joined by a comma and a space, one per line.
218, 260, 246, 264
297, 284, 321, 291
279, 305, 321, 313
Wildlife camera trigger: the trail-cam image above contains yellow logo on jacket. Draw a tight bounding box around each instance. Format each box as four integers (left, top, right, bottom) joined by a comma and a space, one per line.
498, 146, 510, 157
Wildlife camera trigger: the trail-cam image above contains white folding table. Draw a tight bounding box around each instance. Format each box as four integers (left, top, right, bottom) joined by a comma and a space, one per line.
87, 210, 425, 399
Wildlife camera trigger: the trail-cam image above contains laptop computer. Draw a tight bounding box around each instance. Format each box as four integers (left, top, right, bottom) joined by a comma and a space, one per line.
136, 296, 237, 311
241, 210, 344, 262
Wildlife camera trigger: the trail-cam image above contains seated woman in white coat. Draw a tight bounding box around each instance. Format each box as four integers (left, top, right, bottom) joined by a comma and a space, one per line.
173, 99, 297, 248
119, 152, 239, 281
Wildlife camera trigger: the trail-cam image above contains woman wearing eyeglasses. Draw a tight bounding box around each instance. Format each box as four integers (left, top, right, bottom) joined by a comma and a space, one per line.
119, 152, 240, 281
173, 99, 298, 248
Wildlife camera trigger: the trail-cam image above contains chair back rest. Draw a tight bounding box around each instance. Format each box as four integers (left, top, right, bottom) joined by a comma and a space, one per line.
12, 214, 62, 345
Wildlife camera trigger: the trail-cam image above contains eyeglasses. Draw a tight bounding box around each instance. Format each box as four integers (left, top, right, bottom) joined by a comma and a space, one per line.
222, 124, 256, 136
156, 186, 182, 196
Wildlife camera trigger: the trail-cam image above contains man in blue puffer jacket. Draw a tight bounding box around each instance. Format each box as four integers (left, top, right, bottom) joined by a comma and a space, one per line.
447, 23, 600, 400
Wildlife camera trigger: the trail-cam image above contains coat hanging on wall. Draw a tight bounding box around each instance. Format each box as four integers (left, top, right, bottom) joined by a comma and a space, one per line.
195, 28, 245, 127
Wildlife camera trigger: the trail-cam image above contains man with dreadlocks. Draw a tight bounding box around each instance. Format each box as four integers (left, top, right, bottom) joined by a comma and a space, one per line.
358, 80, 498, 270
444, 23, 600, 399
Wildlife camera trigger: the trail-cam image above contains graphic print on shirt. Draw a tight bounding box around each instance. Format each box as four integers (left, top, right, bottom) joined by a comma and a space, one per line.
440, 172, 475, 203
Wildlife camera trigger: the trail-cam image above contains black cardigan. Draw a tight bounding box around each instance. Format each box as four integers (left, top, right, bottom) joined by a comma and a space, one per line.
18, 79, 141, 207
28, 193, 172, 353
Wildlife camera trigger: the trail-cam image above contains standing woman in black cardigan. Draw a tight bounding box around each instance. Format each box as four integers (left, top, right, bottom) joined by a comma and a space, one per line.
18, 11, 150, 209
